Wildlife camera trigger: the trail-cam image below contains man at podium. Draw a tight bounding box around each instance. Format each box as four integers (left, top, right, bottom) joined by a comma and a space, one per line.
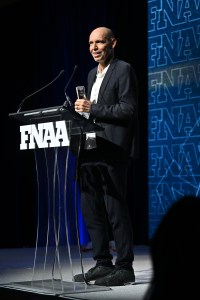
73, 26, 138, 287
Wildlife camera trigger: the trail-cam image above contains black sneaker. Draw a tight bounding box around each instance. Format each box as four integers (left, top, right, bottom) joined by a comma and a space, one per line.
73, 265, 114, 283
94, 268, 135, 286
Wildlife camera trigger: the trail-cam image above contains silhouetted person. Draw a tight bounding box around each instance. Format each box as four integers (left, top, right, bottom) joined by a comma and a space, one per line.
144, 195, 200, 300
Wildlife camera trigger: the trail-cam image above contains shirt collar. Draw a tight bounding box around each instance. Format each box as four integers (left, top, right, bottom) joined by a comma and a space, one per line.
97, 64, 110, 78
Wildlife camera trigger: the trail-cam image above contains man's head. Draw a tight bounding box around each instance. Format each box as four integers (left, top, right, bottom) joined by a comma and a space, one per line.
89, 27, 117, 68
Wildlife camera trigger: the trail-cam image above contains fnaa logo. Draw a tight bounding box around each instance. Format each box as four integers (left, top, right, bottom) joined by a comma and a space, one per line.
20, 121, 70, 150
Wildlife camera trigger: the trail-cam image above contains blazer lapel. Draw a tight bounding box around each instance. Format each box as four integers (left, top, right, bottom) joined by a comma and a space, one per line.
98, 60, 117, 104
87, 59, 118, 103
88, 68, 97, 97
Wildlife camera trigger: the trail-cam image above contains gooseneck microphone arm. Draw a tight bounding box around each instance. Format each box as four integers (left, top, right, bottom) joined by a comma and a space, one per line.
63, 65, 78, 108
17, 69, 65, 113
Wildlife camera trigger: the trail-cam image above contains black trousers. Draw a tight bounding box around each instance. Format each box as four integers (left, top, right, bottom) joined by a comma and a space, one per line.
79, 160, 134, 270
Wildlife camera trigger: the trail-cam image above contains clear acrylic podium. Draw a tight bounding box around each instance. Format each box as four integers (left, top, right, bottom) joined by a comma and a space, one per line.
0, 106, 110, 299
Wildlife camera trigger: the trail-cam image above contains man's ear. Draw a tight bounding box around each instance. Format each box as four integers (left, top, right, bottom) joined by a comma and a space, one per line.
112, 38, 117, 48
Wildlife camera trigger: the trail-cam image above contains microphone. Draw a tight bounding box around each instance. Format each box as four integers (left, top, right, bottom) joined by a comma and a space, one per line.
17, 69, 65, 113
63, 65, 78, 108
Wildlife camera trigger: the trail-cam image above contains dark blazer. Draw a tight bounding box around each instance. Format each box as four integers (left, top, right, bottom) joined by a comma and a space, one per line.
87, 58, 138, 161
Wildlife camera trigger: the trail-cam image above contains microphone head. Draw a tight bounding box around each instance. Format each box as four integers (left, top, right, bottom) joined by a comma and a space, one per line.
59, 69, 65, 76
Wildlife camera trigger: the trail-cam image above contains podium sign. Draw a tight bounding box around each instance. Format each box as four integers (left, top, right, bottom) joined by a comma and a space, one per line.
20, 120, 70, 150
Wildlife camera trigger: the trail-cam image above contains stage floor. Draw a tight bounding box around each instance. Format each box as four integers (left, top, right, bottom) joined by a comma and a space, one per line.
0, 245, 152, 300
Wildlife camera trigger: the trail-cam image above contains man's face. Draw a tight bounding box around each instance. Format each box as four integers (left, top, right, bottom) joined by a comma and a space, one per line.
89, 28, 116, 64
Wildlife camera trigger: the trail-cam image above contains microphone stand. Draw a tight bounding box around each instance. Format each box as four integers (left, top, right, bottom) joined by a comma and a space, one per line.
17, 70, 65, 113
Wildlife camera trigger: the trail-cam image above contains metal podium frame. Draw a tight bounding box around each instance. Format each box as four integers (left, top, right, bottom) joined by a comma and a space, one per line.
0, 106, 110, 298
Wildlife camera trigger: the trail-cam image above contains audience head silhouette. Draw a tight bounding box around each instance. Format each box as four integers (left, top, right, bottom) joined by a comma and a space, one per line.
144, 195, 200, 300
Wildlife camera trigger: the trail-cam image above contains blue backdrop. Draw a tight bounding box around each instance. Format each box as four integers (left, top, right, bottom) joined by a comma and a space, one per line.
148, 0, 200, 238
